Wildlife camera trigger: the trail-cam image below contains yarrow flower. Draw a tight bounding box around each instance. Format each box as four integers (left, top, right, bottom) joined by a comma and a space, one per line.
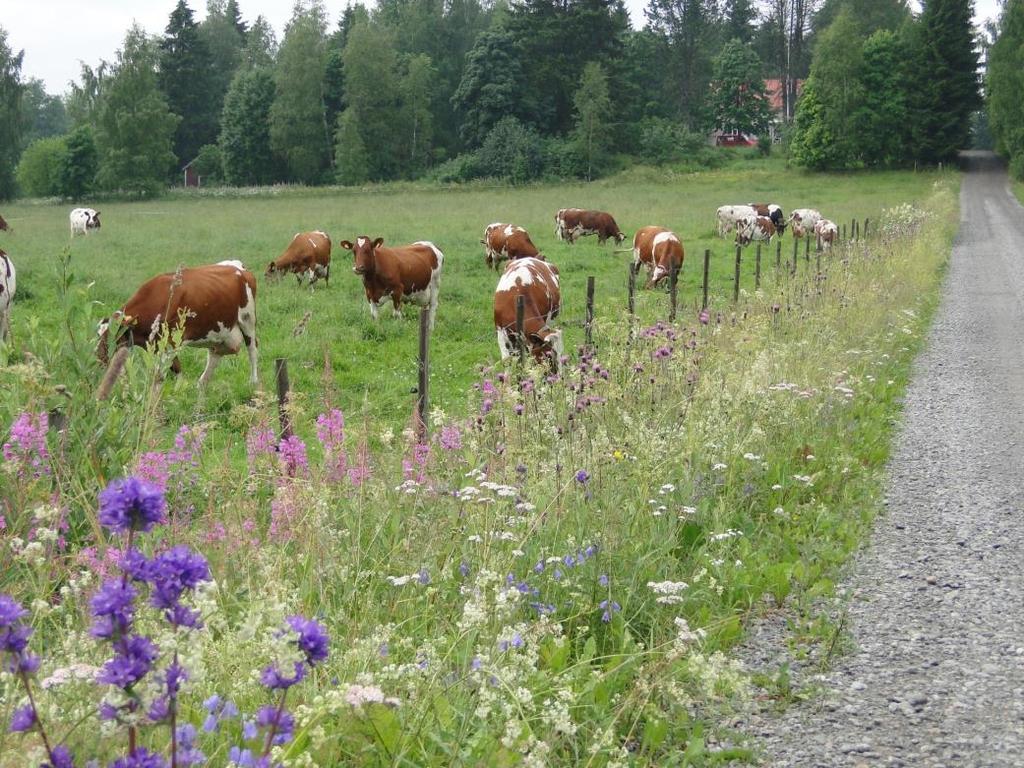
98, 477, 166, 534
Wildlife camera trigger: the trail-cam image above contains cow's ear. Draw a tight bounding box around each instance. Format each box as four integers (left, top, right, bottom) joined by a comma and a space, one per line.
372, 237, 384, 249
339, 240, 353, 251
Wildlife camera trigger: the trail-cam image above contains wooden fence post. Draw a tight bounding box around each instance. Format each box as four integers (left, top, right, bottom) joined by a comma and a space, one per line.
755, 243, 762, 290
585, 276, 595, 347
627, 265, 637, 343
792, 238, 798, 275
804, 235, 810, 265
515, 295, 525, 366
275, 358, 293, 440
668, 263, 679, 322
816, 238, 822, 273
850, 218, 856, 240
733, 245, 741, 303
775, 239, 782, 270
702, 249, 710, 310
864, 218, 870, 238
417, 308, 430, 441
855, 220, 860, 240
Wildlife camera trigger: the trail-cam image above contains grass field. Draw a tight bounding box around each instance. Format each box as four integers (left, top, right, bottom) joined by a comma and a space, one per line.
0, 163, 957, 766
0, 158, 944, 439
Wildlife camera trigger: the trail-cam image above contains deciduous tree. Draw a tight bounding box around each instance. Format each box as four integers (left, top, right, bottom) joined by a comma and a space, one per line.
573, 62, 612, 180
709, 39, 772, 137
0, 27, 25, 200
987, 0, 1024, 176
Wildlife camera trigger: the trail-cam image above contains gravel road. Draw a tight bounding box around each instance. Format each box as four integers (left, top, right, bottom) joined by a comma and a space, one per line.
738, 152, 1024, 767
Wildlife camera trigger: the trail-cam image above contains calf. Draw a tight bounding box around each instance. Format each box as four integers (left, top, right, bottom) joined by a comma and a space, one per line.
0, 250, 15, 343
735, 215, 776, 246
554, 208, 625, 245
97, 260, 258, 387
482, 223, 542, 269
789, 208, 822, 239
748, 203, 786, 233
340, 237, 443, 329
632, 226, 684, 289
494, 257, 562, 369
815, 218, 839, 250
266, 230, 332, 286
70, 208, 101, 236
716, 205, 756, 237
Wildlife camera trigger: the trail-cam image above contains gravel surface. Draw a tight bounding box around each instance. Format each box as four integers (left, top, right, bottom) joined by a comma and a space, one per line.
737, 152, 1024, 767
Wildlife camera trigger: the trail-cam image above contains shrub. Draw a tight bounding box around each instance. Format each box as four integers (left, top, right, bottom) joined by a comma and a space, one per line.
757, 134, 773, 157
16, 136, 67, 198
636, 118, 706, 165
1010, 152, 1024, 182
476, 117, 543, 184
190, 143, 224, 186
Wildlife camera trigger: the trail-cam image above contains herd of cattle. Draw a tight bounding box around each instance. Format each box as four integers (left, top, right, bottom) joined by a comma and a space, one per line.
0, 200, 834, 385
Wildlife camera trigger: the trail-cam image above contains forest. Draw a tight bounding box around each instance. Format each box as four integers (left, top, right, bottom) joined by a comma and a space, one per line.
0, 0, 996, 199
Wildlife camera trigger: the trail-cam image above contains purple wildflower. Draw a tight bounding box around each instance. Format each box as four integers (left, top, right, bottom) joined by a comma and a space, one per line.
97, 634, 159, 688
89, 580, 137, 639
439, 424, 462, 451
97, 477, 166, 534
260, 661, 305, 690
2, 411, 50, 478
242, 719, 258, 740
9, 704, 36, 732
575, 469, 590, 484
174, 724, 206, 767
459, 561, 470, 578
285, 615, 329, 666
109, 748, 168, 768
245, 426, 276, 468
278, 435, 309, 477
480, 398, 494, 416
42, 745, 75, 768
598, 574, 609, 587
228, 747, 255, 767
256, 704, 295, 745
698, 308, 710, 325
146, 546, 209, 626
600, 599, 622, 623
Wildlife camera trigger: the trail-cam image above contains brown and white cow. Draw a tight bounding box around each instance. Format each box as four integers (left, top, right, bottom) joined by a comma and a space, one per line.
748, 203, 786, 233
788, 208, 822, 239
0, 213, 10, 233
340, 237, 443, 329
632, 226, 684, 289
0, 250, 15, 343
554, 208, 625, 245
735, 215, 776, 246
481, 223, 542, 269
814, 218, 839, 250
97, 260, 258, 387
266, 230, 332, 286
70, 208, 101, 236
494, 257, 562, 369
716, 205, 756, 237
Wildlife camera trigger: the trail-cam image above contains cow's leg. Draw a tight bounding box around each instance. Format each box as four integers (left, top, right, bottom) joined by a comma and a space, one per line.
244, 333, 258, 385
198, 350, 222, 387
497, 328, 513, 360
391, 291, 403, 319
368, 300, 379, 320
0, 308, 9, 343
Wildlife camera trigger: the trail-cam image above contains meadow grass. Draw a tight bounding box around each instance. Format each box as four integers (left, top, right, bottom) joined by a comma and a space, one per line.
0, 167, 956, 767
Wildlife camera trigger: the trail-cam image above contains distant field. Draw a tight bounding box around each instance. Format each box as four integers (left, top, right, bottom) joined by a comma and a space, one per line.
0, 160, 944, 435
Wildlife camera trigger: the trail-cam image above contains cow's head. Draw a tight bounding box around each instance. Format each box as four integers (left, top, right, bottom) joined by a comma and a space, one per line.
88, 211, 101, 230
339, 236, 382, 276
265, 261, 280, 279
771, 209, 786, 233
533, 329, 564, 374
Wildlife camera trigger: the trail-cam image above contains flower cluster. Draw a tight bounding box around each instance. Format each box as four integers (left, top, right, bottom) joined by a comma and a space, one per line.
2, 410, 50, 478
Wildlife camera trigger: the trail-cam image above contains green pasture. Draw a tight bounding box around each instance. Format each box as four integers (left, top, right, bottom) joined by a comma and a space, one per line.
0, 160, 943, 433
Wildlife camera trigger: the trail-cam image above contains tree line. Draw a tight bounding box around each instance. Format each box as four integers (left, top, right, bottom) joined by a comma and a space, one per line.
987, 0, 1024, 179
0, 0, 985, 199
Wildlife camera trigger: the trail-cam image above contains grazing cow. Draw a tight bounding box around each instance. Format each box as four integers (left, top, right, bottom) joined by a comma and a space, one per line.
0, 213, 10, 232
70, 208, 101, 236
481, 223, 542, 269
494, 257, 562, 369
0, 250, 15, 343
632, 226, 684, 289
554, 208, 625, 245
716, 205, 756, 237
789, 208, 822, 239
748, 203, 786, 233
97, 260, 258, 387
340, 237, 443, 330
735, 215, 776, 246
815, 218, 839, 250
266, 230, 332, 286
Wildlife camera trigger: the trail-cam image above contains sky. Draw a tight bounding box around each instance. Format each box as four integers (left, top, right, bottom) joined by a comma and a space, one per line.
2, 0, 1005, 95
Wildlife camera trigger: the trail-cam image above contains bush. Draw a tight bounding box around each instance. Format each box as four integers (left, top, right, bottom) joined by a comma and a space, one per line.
757, 134, 772, 157
424, 153, 482, 183
541, 137, 588, 180
16, 136, 67, 198
476, 117, 543, 184
1010, 152, 1024, 182
636, 118, 706, 165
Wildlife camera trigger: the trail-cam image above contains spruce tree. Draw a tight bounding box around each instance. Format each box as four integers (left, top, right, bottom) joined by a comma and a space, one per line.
452, 26, 531, 148
220, 67, 276, 185
159, 0, 217, 166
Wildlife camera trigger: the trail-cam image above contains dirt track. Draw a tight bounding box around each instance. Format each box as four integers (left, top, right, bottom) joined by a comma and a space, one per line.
741, 152, 1024, 766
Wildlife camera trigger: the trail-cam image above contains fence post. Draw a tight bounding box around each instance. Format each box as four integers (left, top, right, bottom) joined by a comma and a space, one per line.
585, 275, 595, 347
855, 220, 860, 240
755, 243, 762, 290
804, 235, 810, 265
733, 245, 741, 303
515, 295, 526, 366
864, 218, 870, 238
842, 223, 847, 241
275, 358, 293, 440
702, 249, 710, 310
669, 263, 679, 322
816, 238, 822, 273
850, 218, 856, 241
776, 239, 782, 270
792, 238, 798, 275
417, 308, 430, 441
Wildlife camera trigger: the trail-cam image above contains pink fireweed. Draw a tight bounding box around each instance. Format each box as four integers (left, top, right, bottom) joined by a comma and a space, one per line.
277, 435, 309, 478
3, 411, 50, 478
315, 409, 348, 482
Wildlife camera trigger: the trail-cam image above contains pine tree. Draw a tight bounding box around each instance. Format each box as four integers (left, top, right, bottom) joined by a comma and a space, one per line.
95, 25, 180, 194
269, 2, 330, 183
199, 0, 246, 127
709, 39, 772, 137
220, 67, 276, 185
724, 0, 758, 43
334, 108, 369, 184
225, 0, 248, 38
573, 62, 612, 180
159, 0, 217, 166
0, 28, 25, 200
906, 0, 981, 162
645, 0, 720, 128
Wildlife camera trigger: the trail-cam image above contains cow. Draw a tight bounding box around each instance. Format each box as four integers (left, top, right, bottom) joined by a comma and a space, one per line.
0, 213, 10, 233
494, 257, 562, 370
815, 218, 839, 250
481, 223, 542, 269
788, 208, 822, 239
735, 215, 776, 246
70, 208, 101, 236
632, 226, 684, 289
716, 205, 756, 237
554, 208, 625, 245
748, 203, 786, 234
0, 250, 15, 343
97, 260, 258, 387
266, 230, 332, 286
339, 237, 443, 330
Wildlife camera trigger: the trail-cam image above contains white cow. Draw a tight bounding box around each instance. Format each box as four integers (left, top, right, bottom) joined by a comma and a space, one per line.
716, 205, 756, 237
70, 208, 101, 236
0, 250, 15, 343
814, 219, 839, 250
788, 208, 822, 239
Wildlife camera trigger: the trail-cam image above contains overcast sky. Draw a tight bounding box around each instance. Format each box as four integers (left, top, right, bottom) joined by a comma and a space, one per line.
3, 0, 1004, 95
